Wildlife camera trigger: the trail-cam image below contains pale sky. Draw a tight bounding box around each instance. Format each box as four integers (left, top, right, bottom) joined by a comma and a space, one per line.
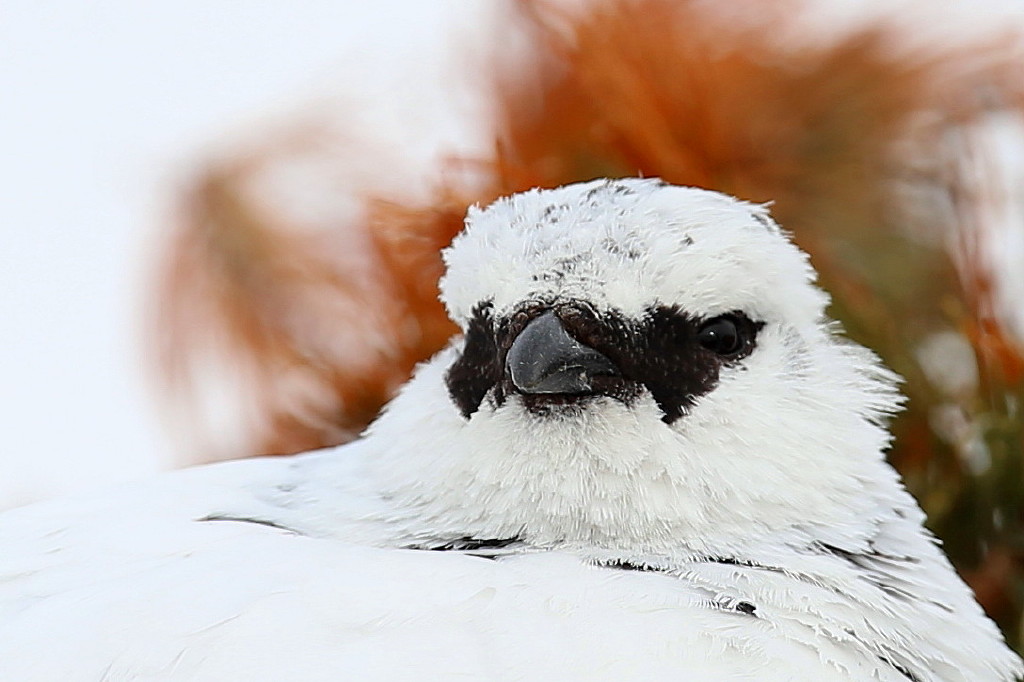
0, 1, 477, 509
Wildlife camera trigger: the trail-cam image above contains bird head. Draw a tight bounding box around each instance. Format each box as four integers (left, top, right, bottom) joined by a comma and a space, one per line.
440, 178, 832, 425
372, 178, 905, 560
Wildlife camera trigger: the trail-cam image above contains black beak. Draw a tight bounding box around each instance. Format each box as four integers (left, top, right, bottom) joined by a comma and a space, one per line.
506, 311, 620, 394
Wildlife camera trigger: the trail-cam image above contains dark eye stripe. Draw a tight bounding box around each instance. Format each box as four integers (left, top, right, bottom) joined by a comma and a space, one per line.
627, 307, 760, 422
445, 302, 762, 423
444, 302, 503, 419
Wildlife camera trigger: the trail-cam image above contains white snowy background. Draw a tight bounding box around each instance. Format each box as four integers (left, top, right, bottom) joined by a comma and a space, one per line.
0, 1, 481, 510
2, 1, 1022, 511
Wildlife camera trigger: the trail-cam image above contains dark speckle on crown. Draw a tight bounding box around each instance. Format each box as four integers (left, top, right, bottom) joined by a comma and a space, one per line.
540, 203, 570, 225
599, 237, 643, 260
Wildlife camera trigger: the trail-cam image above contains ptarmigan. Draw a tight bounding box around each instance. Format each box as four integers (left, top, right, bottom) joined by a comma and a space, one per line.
0, 179, 1019, 681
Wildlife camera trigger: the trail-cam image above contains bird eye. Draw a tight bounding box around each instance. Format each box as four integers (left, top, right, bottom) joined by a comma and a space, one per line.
697, 316, 744, 356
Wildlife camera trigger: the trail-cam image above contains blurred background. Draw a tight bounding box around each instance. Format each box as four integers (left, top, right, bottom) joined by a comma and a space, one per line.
3, 0, 1024, 649
0, 0, 480, 506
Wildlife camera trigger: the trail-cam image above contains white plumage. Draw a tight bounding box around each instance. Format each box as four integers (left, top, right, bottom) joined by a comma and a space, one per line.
0, 179, 1019, 681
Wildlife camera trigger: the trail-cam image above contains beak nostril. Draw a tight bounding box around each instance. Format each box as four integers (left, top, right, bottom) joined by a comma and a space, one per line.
506, 311, 619, 395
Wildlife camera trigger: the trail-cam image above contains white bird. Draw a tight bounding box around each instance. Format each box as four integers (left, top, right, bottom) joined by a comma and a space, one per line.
0, 178, 1019, 681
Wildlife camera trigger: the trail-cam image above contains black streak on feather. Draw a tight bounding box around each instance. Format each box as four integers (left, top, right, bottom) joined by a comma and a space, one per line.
878, 657, 921, 682
405, 537, 522, 559
604, 559, 661, 572
198, 514, 303, 535
428, 537, 521, 552
606, 561, 758, 617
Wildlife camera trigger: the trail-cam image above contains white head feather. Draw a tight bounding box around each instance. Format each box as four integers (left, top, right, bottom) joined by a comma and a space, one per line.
371, 178, 901, 558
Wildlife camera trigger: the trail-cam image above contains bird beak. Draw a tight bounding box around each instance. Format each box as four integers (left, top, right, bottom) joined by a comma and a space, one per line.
506, 311, 620, 394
